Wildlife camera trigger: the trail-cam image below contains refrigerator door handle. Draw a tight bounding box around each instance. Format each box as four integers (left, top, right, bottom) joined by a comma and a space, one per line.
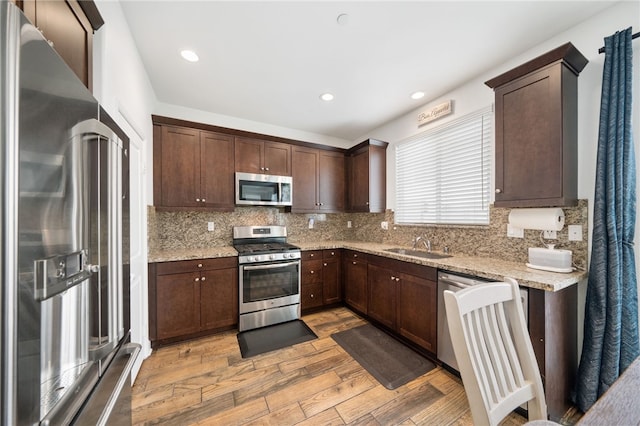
69, 118, 122, 149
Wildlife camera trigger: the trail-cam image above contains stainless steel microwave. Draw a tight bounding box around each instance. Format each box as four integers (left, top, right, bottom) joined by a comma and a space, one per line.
235, 172, 292, 206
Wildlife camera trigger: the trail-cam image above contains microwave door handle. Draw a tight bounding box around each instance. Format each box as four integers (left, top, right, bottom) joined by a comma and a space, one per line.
243, 261, 299, 271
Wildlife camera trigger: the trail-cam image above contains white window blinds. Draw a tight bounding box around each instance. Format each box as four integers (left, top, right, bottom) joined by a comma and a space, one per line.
395, 107, 492, 225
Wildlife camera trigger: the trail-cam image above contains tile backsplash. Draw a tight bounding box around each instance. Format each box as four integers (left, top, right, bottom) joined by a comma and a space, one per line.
148, 200, 588, 269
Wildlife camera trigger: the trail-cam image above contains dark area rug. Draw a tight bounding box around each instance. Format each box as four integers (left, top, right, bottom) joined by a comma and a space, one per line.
331, 324, 435, 389
237, 320, 317, 358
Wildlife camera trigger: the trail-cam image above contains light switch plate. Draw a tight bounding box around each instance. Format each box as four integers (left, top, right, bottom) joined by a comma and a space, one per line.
347, 221, 352, 228
381, 221, 389, 230
207, 222, 214, 232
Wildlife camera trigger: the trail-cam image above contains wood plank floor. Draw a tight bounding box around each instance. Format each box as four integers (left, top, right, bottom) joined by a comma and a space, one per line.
131, 307, 530, 425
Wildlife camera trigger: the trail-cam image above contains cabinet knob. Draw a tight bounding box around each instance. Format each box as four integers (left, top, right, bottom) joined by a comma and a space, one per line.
195, 277, 200, 282
310, 294, 314, 298
365, 201, 369, 205
495, 189, 502, 194
201, 276, 206, 281
201, 198, 206, 202
390, 276, 395, 281
310, 253, 314, 257
323, 263, 327, 266
353, 254, 358, 258
198, 263, 203, 268
310, 270, 315, 274
330, 252, 335, 256
260, 167, 265, 171
396, 277, 400, 282
196, 198, 201, 202
265, 167, 270, 171
352, 261, 357, 265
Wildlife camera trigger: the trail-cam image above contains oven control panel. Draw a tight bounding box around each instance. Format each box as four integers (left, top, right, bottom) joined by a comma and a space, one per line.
239, 250, 301, 264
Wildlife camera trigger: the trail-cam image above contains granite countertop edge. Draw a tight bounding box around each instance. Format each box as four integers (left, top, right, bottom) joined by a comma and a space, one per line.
148, 240, 587, 292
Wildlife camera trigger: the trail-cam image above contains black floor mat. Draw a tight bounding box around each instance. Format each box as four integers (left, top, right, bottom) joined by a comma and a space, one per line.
331, 324, 435, 389
237, 320, 318, 358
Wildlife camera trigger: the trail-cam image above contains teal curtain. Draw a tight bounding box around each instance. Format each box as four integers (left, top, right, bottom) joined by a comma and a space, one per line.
575, 27, 639, 412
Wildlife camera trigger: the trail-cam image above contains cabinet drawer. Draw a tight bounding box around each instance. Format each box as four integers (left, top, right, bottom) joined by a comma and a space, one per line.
344, 250, 367, 263
323, 249, 341, 260
302, 259, 323, 284
156, 256, 237, 275
302, 250, 322, 261
302, 283, 323, 309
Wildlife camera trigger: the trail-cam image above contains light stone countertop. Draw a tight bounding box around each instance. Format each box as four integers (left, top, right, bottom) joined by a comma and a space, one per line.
149, 240, 586, 292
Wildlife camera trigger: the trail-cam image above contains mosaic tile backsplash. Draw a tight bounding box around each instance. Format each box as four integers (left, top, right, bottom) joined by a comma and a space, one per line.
148, 200, 588, 269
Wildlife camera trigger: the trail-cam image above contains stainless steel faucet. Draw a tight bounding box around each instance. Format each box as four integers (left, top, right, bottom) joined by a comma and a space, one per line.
413, 235, 432, 252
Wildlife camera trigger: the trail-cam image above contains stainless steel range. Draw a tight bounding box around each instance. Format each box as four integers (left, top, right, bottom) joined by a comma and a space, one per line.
233, 226, 301, 331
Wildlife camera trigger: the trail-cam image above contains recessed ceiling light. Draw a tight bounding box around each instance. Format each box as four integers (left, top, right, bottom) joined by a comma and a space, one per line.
320, 93, 334, 101
411, 91, 425, 100
337, 13, 349, 26
180, 50, 199, 62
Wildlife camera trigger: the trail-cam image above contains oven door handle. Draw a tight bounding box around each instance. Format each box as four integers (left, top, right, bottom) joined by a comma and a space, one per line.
243, 261, 299, 271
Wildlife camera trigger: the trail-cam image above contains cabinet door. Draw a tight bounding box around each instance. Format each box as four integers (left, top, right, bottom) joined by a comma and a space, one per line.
396, 272, 437, 353
156, 272, 201, 339
494, 65, 574, 207
235, 137, 264, 173
367, 263, 397, 330
349, 149, 370, 212
291, 146, 319, 211
200, 267, 238, 330
322, 251, 341, 304
344, 254, 368, 314
264, 141, 291, 176
24, 0, 93, 89
201, 131, 235, 210
159, 126, 201, 207
319, 151, 345, 212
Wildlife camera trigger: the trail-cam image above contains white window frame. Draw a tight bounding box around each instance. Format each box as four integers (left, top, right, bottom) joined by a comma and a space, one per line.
395, 106, 492, 226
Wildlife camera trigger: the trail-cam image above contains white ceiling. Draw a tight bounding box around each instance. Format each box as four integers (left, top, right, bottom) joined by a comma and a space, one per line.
120, 1, 616, 143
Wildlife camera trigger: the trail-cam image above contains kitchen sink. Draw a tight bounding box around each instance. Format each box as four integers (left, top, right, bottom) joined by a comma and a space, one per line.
384, 248, 452, 259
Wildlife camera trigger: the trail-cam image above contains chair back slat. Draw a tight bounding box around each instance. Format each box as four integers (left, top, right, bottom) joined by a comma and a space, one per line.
444, 278, 548, 426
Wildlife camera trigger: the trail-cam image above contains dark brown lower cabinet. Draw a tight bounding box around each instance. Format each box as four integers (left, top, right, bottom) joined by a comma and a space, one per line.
301, 249, 343, 311
322, 250, 342, 304
343, 250, 368, 315
529, 284, 578, 421
367, 263, 397, 329
148, 257, 237, 346
396, 270, 437, 354
301, 251, 324, 311
366, 255, 438, 355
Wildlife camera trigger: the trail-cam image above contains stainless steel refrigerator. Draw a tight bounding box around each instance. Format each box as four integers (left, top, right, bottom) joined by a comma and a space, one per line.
1, 2, 139, 424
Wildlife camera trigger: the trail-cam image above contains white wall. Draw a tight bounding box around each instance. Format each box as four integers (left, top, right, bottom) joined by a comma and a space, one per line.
356, 1, 640, 354
92, 0, 158, 379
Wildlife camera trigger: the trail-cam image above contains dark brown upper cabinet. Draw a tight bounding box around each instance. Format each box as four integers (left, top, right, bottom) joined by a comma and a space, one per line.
153, 123, 235, 211
20, 0, 104, 91
486, 43, 588, 208
291, 146, 345, 213
235, 137, 291, 176
346, 139, 388, 213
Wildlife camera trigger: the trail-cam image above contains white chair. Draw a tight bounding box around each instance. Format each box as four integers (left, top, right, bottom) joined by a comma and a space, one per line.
443, 277, 547, 426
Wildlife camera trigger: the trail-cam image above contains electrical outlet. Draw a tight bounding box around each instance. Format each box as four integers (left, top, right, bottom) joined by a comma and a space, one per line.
568, 224, 583, 241
543, 230, 557, 239
381, 221, 389, 230
347, 221, 352, 228
207, 222, 214, 232
507, 224, 524, 238
308, 218, 314, 229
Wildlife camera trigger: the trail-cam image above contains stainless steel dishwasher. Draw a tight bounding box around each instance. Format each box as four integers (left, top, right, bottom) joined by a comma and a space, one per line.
437, 271, 528, 373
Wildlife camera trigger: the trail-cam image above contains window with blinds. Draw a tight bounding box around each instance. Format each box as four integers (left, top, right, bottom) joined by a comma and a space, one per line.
395, 107, 492, 225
